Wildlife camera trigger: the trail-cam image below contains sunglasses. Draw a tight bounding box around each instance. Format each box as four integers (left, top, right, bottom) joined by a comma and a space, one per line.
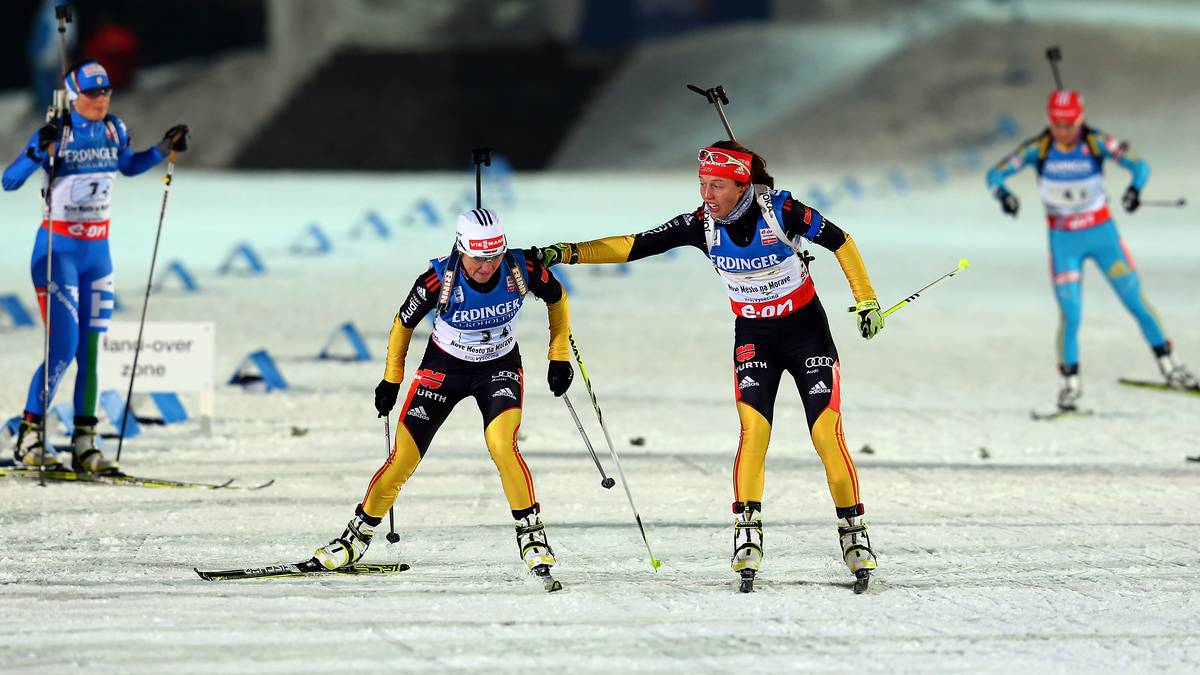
697, 148, 749, 172
81, 87, 113, 99
467, 252, 504, 264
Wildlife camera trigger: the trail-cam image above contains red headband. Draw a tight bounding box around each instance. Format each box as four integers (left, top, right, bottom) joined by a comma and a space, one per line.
698, 147, 752, 182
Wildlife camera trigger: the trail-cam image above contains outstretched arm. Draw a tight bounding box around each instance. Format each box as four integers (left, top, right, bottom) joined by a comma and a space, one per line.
522, 254, 571, 361
540, 212, 706, 266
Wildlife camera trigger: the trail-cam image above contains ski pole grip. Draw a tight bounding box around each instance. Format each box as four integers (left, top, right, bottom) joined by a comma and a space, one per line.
1045, 46, 1061, 62
471, 147, 492, 167
55, 4, 72, 22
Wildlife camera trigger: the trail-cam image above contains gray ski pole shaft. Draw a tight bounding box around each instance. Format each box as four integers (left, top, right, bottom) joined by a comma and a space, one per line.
115, 152, 177, 462
383, 415, 399, 543
562, 392, 614, 489
569, 334, 661, 570
37, 4, 73, 486
1141, 198, 1186, 208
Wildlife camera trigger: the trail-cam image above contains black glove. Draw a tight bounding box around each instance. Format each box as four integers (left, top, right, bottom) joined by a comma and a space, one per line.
374, 379, 401, 417
157, 124, 190, 154
547, 360, 573, 397
36, 121, 61, 153
997, 189, 1019, 217
1122, 185, 1141, 213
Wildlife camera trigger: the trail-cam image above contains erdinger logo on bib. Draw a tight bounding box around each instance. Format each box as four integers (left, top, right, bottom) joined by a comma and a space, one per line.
469, 236, 505, 252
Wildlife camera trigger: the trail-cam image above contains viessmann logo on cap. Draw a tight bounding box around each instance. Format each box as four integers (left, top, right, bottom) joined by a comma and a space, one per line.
468, 236, 505, 251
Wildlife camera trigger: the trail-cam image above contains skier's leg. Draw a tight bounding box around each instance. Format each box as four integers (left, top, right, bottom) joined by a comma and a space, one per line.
17, 238, 80, 467
1049, 231, 1086, 407
785, 317, 875, 579
474, 362, 556, 572
1092, 224, 1172, 349
730, 333, 784, 575
71, 260, 118, 474
316, 365, 463, 569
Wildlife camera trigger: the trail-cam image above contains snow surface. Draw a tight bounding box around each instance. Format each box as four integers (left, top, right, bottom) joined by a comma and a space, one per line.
1, 165, 1198, 672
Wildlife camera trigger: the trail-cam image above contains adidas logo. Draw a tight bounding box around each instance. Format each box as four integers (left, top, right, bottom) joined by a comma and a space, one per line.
809, 381, 831, 395
407, 406, 430, 420
492, 387, 516, 399
738, 376, 758, 389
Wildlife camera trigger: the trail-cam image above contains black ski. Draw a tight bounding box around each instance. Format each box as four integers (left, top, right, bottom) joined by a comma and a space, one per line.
533, 565, 563, 592
0, 466, 274, 490
196, 559, 409, 581
738, 569, 756, 593
1030, 408, 1095, 422
853, 569, 872, 594
1118, 378, 1200, 397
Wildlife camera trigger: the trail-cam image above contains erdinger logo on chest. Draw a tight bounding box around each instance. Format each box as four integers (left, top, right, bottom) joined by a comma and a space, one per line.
712, 254, 780, 271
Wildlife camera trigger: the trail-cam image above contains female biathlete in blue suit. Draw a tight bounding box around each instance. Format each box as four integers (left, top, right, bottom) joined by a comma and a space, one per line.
987, 90, 1196, 412
537, 142, 881, 590
2, 61, 188, 473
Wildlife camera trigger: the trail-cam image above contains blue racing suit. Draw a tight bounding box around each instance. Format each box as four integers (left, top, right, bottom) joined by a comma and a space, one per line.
2, 109, 165, 417
986, 126, 1168, 371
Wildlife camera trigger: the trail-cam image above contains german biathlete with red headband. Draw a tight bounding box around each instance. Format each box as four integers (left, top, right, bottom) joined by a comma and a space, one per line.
312, 209, 574, 589
536, 141, 880, 587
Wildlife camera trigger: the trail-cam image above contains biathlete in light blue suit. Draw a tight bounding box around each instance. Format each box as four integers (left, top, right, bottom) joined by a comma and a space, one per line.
987, 89, 1196, 412
2, 60, 189, 472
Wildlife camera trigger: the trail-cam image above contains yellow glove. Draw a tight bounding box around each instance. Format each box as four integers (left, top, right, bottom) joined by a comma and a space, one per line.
848, 299, 884, 340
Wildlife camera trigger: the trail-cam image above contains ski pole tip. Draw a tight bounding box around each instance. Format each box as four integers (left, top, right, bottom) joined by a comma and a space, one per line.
650, 558, 662, 570
958, 258, 970, 270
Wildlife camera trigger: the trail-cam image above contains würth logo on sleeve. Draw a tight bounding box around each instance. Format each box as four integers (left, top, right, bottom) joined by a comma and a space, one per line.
469, 236, 505, 251
735, 344, 756, 362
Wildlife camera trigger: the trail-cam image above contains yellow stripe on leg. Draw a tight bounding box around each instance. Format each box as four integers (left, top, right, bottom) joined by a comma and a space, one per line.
733, 401, 772, 504
361, 423, 423, 520
810, 408, 860, 509
484, 408, 537, 513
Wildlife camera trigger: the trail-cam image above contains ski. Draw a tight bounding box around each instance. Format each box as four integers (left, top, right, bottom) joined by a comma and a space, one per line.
533, 565, 563, 592
0, 467, 274, 490
1118, 378, 1200, 397
852, 569, 872, 594
738, 569, 756, 594
195, 559, 409, 581
1030, 408, 1095, 422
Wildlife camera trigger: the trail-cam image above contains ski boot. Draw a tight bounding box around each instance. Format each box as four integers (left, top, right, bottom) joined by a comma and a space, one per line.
731, 501, 763, 593
1057, 371, 1082, 412
1158, 354, 1199, 391
70, 417, 120, 475
838, 513, 877, 594
13, 417, 63, 469
313, 514, 376, 570
515, 511, 561, 592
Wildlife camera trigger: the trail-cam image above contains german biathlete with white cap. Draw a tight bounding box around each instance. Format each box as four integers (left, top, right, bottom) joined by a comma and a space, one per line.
2, 60, 188, 474
536, 140, 880, 590
987, 90, 1197, 411
313, 209, 574, 588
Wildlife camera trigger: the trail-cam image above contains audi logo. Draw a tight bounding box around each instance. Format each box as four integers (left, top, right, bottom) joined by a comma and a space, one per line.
805, 357, 834, 368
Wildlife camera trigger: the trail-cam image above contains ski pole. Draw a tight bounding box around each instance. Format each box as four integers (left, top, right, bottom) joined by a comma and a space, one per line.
383, 415, 400, 544
1141, 198, 1186, 208
115, 151, 178, 463
1045, 45, 1065, 89
851, 258, 970, 321
37, 3, 73, 486
562, 392, 615, 489
568, 333, 661, 571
